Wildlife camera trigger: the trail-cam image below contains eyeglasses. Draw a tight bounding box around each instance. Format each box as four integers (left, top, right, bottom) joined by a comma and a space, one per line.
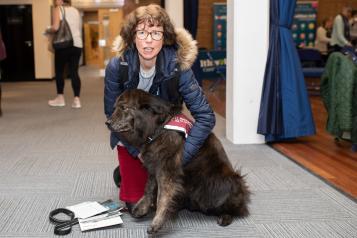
135, 30, 164, 41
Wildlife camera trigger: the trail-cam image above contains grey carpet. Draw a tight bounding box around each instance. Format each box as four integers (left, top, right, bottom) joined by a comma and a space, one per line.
0, 66, 356, 238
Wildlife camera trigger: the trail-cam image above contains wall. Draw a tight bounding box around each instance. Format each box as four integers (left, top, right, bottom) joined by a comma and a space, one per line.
317, 0, 357, 24
0, 0, 53, 79
120, 0, 161, 15
226, 0, 268, 144
3, 0, 354, 80
165, 0, 183, 28
196, 0, 357, 49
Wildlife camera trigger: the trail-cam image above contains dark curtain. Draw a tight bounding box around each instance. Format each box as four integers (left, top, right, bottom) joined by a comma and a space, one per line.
257, 0, 282, 136
258, 0, 315, 141
184, 0, 202, 85
160, 0, 165, 8
184, 0, 199, 38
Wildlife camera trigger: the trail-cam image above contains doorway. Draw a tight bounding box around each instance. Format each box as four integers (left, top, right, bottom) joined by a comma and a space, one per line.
0, 4, 35, 81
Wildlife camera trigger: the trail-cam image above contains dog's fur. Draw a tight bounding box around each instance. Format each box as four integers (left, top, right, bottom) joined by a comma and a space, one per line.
106, 89, 250, 234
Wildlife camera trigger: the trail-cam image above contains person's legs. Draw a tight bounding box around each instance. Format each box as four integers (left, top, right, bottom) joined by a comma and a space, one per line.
117, 146, 148, 204
54, 49, 67, 95
68, 47, 81, 96
0, 82, 2, 116
49, 49, 67, 106
67, 47, 82, 108
0, 61, 2, 116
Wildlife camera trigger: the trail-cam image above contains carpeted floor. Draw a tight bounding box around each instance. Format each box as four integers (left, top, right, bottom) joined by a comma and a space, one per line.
0, 66, 356, 237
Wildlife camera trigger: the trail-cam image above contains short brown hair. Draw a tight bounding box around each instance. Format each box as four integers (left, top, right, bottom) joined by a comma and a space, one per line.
119, 4, 176, 53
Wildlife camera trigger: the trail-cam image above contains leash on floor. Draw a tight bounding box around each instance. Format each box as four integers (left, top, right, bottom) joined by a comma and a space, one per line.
49, 208, 78, 235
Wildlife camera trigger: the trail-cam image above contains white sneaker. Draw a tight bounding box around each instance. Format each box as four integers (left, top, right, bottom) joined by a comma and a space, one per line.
72, 97, 81, 109
48, 95, 65, 107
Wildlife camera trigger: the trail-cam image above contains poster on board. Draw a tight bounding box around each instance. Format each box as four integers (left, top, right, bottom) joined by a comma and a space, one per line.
292, 1, 318, 48
213, 3, 226, 50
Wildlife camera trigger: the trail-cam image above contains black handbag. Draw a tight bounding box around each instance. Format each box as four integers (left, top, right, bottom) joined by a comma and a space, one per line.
52, 6, 73, 50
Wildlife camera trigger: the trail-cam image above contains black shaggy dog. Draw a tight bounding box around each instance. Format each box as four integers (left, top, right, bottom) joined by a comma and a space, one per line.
106, 89, 250, 234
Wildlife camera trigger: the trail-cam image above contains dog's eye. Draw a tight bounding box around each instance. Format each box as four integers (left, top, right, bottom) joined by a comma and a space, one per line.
120, 105, 133, 112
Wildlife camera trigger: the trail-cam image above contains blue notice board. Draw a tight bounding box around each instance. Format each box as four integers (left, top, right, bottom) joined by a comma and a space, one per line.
292, 1, 318, 48
213, 3, 227, 50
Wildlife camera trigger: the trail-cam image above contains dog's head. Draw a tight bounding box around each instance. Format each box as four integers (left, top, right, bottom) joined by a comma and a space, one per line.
106, 89, 181, 147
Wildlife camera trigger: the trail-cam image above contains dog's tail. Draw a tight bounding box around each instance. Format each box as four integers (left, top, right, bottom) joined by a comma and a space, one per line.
231, 169, 251, 217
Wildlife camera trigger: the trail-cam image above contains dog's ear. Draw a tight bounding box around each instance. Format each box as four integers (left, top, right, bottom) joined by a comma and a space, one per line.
140, 96, 171, 115
140, 102, 169, 115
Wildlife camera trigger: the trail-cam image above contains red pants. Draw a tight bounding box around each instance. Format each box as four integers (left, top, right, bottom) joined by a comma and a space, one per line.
117, 146, 148, 203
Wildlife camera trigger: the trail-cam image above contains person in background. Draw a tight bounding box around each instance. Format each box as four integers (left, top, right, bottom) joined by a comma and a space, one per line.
350, 10, 357, 47
330, 6, 353, 52
47, 0, 83, 108
104, 4, 215, 211
0, 27, 6, 117
315, 17, 333, 60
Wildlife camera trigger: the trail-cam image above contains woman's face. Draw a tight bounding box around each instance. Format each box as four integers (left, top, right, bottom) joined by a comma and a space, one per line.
134, 22, 164, 63
325, 19, 333, 29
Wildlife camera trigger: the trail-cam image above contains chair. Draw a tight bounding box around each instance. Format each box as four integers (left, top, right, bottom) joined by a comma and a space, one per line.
205, 51, 226, 91
198, 48, 226, 92
298, 48, 325, 94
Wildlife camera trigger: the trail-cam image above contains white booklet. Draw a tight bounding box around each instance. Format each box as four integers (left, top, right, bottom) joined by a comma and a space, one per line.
78, 210, 123, 231
65, 200, 124, 232
66, 201, 109, 219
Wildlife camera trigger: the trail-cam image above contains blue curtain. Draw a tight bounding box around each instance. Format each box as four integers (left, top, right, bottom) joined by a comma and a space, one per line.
184, 0, 202, 86
258, 0, 315, 141
257, 0, 282, 136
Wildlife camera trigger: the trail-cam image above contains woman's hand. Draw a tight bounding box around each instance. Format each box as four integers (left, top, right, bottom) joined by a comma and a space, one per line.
44, 27, 54, 35
138, 153, 144, 163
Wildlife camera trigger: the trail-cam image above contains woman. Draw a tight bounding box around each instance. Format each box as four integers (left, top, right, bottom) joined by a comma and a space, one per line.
330, 6, 353, 52
48, 0, 83, 108
0, 27, 6, 116
314, 17, 333, 57
350, 10, 357, 47
104, 4, 215, 210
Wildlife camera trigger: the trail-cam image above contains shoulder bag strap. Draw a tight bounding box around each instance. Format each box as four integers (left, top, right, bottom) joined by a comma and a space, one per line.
59, 6, 66, 20
118, 57, 129, 85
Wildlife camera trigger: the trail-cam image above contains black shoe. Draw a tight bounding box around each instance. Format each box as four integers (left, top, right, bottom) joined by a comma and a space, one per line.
125, 202, 135, 214
113, 166, 121, 188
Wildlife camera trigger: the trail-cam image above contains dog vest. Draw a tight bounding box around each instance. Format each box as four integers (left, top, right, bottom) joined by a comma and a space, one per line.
164, 114, 193, 138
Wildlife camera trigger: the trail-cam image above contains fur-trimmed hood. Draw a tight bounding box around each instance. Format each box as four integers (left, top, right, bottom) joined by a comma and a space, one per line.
112, 28, 198, 71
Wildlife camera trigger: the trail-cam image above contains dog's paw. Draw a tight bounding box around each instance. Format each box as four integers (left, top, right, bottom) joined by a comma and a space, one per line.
147, 224, 159, 234
217, 214, 233, 226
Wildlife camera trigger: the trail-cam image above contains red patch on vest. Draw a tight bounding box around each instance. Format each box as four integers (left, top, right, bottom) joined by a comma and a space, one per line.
164, 114, 193, 138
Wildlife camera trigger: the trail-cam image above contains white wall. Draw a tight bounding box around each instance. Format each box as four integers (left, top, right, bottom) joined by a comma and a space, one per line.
164, 0, 183, 28
226, 0, 269, 144
0, 0, 54, 79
